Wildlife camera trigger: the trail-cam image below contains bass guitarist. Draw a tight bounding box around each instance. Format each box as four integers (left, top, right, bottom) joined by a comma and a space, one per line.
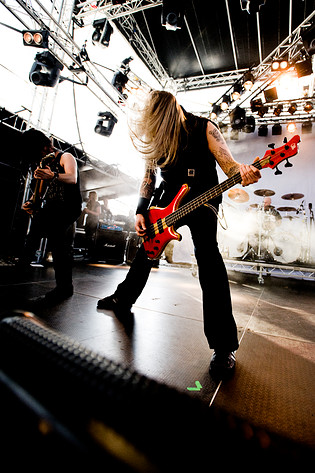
19, 128, 82, 306
98, 90, 261, 379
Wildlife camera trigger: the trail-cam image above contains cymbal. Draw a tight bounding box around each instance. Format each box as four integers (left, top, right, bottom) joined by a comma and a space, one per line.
228, 188, 249, 203
249, 203, 260, 209
254, 189, 275, 197
281, 193, 304, 200
277, 206, 296, 212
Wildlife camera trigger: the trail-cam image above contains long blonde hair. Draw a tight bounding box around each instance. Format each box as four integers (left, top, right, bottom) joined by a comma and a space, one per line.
128, 90, 187, 170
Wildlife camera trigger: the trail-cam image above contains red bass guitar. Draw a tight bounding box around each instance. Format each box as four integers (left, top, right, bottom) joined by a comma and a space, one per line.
143, 135, 300, 260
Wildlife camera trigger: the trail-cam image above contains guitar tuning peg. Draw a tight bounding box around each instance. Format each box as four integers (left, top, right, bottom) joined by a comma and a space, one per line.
284, 159, 293, 168
283, 137, 287, 143
268, 143, 275, 149
274, 166, 282, 175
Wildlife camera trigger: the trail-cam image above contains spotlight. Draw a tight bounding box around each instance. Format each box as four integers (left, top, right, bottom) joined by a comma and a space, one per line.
272, 123, 282, 135
302, 121, 312, 134
258, 125, 268, 136
304, 102, 313, 113
258, 106, 268, 117
162, 0, 182, 31
210, 104, 221, 120
271, 60, 280, 71
22, 30, 49, 48
271, 58, 289, 71
112, 71, 129, 95
94, 112, 117, 137
29, 51, 63, 87
230, 106, 246, 130
92, 18, 113, 46
288, 103, 297, 115
243, 72, 254, 90
273, 104, 283, 116
264, 87, 278, 103
243, 115, 256, 133
120, 56, 133, 70
287, 122, 297, 134
220, 94, 230, 111
280, 59, 289, 70
231, 83, 242, 101
250, 98, 263, 112
294, 58, 313, 78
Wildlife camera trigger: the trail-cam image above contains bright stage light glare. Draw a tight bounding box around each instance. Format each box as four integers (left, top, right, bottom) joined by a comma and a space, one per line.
287, 122, 297, 134
275, 73, 300, 100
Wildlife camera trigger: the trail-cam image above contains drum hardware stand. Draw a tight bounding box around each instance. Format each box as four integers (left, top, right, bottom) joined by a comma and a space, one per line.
31, 237, 48, 267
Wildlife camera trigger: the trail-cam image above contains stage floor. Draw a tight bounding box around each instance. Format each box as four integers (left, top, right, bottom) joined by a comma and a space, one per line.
0, 259, 314, 457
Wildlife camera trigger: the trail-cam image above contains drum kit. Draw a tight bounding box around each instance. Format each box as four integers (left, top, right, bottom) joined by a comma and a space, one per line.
220, 187, 314, 265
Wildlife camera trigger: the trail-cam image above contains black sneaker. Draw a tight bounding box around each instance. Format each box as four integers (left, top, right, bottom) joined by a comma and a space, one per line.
209, 351, 236, 380
97, 295, 132, 314
97, 295, 120, 310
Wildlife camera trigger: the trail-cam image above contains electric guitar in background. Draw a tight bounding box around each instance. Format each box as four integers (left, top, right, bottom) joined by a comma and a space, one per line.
142, 135, 301, 260
24, 152, 56, 215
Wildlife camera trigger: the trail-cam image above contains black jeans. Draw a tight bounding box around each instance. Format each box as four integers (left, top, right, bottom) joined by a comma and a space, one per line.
114, 204, 239, 352
22, 202, 79, 289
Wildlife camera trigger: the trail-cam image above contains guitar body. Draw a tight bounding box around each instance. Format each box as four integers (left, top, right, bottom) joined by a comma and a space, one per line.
142, 136, 300, 260
143, 184, 190, 259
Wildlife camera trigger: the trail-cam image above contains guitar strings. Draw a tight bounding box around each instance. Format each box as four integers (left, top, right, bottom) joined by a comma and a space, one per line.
147, 147, 286, 237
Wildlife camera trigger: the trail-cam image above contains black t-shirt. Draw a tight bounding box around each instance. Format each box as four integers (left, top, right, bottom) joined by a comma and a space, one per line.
45, 151, 82, 218
159, 113, 221, 208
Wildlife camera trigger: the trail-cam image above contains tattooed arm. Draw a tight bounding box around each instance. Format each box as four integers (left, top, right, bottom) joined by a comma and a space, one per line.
206, 121, 261, 186
139, 166, 156, 199
135, 166, 157, 237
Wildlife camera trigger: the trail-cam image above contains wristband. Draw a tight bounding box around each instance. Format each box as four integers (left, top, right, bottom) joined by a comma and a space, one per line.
136, 197, 150, 215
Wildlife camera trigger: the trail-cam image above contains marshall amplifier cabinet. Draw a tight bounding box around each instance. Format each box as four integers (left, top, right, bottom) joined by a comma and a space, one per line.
95, 229, 128, 264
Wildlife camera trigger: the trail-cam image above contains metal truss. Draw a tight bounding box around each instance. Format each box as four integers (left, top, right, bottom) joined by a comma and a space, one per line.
74, 0, 162, 21
74, 0, 170, 87
1, 0, 127, 119
174, 69, 249, 92
223, 259, 315, 283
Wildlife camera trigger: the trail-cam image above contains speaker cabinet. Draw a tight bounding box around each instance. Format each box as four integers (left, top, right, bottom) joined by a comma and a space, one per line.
95, 229, 127, 263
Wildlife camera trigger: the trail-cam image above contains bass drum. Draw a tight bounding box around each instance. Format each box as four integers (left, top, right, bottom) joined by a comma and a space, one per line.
217, 204, 256, 259
272, 229, 301, 264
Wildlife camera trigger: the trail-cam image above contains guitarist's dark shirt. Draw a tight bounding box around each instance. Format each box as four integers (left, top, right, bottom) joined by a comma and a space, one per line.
45, 151, 82, 220
159, 113, 221, 209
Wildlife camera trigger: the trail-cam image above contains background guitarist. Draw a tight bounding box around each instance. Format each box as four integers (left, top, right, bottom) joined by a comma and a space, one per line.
19, 128, 82, 306
98, 90, 261, 379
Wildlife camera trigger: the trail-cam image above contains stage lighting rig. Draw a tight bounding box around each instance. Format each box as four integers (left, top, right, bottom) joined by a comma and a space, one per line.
230, 106, 246, 130
220, 94, 231, 111
272, 123, 282, 135
23, 30, 49, 48
294, 58, 313, 78
273, 104, 283, 116
288, 103, 297, 115
111, 57, 133, 99
243, 72, 254, 91
92, 18, 113, 47
94, 112, 117, 137
162, 0, 182, 31
29, 51, 63, 87
271, 58, 289, 71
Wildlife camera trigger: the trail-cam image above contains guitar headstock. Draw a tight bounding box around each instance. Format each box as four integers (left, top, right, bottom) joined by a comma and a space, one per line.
260, 135, 300, 175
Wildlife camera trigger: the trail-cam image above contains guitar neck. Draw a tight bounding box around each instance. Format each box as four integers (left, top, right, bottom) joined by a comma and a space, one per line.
166, 160, 262, 226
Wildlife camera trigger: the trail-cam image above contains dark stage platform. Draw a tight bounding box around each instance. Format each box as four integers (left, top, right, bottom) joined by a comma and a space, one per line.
0, 260, 314, 467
